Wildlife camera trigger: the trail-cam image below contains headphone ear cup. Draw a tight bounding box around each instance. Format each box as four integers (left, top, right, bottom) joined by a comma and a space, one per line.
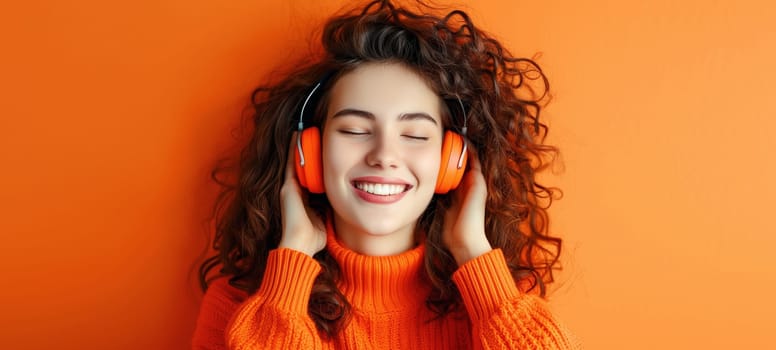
294, 127, 325, 193
435, 130, 468, 194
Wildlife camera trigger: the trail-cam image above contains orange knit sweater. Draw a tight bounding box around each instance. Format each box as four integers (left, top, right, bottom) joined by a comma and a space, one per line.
193, 227, 580, 349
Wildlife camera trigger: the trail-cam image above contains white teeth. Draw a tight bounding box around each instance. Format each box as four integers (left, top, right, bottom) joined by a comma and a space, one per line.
355, 182, 407, 196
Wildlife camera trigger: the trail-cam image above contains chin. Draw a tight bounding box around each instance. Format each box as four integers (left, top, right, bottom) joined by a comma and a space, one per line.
334, 208, 417, 237
358, 216, 415, 236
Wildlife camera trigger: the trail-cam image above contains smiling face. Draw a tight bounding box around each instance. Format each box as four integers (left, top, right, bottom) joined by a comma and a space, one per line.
322, 62, 444, 255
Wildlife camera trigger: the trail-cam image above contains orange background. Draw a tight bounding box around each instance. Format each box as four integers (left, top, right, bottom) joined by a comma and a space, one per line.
1, 0, 774, 349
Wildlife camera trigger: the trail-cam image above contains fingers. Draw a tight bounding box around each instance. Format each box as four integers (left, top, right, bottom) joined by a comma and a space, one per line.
281, 132, 304, 212
465, 142, 482, 172
285, 132, 299, 183
460, 143, 487, 197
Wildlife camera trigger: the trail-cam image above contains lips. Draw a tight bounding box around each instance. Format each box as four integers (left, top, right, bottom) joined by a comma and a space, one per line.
351, 176, 412, 203
353, 182, 408, 195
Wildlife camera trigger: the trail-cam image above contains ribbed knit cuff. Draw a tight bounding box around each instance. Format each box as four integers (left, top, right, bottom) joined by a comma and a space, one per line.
257, 248, 322, 315
452, 249, 520, 322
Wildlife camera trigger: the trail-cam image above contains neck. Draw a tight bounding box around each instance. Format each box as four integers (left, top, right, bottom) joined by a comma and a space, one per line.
331, 212, 416, 256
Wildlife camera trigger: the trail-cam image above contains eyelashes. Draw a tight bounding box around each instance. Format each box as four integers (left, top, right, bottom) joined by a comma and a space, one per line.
337, 129, 429, 141
338, 130, 368, 136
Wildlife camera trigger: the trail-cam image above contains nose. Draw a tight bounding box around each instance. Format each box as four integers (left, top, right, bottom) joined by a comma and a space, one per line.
365, 133, 399, 169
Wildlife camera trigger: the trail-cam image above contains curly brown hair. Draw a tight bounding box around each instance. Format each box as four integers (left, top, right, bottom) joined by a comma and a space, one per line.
199, 0, 563, 339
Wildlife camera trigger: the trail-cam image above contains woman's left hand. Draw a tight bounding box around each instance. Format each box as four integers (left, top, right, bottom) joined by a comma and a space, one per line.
442, 147, 493, 266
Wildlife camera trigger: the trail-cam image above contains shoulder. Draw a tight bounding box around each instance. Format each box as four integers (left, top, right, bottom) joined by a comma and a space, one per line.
193, 277, 251, 348
204, 277, 250, 306
197, 277, 251, 326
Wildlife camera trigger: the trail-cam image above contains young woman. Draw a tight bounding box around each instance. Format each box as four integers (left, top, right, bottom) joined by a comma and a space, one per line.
193, 0, 579, 348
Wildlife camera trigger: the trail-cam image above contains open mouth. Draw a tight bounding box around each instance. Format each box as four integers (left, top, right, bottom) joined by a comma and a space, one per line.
353, 182, 411, 196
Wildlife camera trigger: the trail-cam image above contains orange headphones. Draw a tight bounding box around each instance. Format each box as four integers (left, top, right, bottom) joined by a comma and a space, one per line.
294, 78, 468, 194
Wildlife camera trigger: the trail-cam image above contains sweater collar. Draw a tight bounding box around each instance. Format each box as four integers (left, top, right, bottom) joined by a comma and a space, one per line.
325, 220, 430, 312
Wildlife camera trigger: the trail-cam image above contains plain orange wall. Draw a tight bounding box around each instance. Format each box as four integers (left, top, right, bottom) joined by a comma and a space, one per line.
1, 0, 774, 349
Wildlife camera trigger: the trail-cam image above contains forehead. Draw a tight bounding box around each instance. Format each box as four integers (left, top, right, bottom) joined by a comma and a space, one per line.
326, 62, 443, 122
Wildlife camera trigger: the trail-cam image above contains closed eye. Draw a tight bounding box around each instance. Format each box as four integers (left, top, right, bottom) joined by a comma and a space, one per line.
339, 129, 369, 136
402, 135, 429, 141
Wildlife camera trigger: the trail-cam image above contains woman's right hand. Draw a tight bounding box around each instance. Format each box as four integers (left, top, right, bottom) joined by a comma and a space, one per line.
278, 133, 326, 256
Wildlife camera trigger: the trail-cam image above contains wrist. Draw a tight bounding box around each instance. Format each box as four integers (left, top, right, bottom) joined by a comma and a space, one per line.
278, 235, 323, 257
449, 234, 492, 266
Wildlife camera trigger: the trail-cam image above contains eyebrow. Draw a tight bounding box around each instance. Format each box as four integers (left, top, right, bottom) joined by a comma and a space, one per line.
331, 108, 439, 126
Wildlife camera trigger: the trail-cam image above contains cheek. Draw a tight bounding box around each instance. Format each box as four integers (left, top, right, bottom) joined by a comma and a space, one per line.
321, 132, 357, 186
321, 135, 340, 178
414, 146, 442, 184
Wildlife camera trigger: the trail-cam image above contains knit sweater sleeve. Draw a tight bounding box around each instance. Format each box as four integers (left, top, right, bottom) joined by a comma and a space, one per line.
452, 249, 582, 349
225, 248, 324, 350
192, 277, 247, 350
192, 248, 324, 350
